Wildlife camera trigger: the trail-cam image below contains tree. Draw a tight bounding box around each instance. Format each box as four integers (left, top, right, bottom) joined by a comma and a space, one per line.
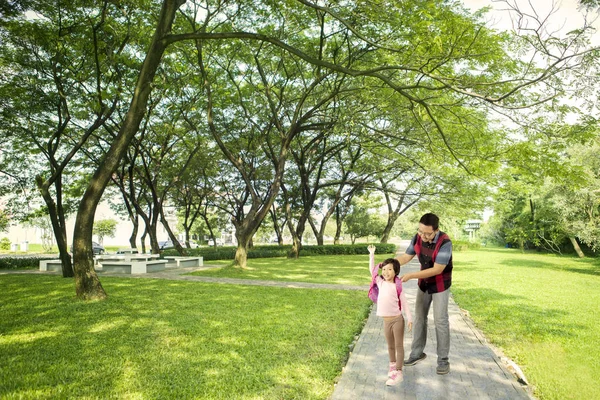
4, 0, 594, 299
344, 194, 386, 244
0, 209, 8, 232
0, 1, 128, 277
93, 219, 118, 245
73, 0, 184, 299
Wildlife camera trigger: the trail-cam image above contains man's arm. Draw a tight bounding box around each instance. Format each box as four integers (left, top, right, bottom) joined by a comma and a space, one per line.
401, 262, 446, 282
396, 252, 415, 265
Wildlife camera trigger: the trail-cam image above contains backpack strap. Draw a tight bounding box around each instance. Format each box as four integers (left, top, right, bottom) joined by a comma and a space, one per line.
394, 276, 403, 310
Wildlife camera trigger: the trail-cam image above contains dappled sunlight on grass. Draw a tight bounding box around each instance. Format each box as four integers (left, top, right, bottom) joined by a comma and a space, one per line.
453, 248, 600, 400
0, 274, 371, 399
189, 254, 395, 285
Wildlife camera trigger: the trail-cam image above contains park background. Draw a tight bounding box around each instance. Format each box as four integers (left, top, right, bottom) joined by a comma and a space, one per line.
2, 0, 600, 399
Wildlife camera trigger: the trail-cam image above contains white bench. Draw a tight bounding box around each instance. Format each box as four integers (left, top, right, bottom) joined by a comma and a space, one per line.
98, 259, 167, 274
39, 259, 63, 272
164, 256, 203, 268
116, 248, 139, 254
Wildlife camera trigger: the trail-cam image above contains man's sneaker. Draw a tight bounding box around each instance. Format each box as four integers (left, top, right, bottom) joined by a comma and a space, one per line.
388, 362, 396, 378
436, 363, 450, 375
404, 353, 427, 366
385, 369, 403, 386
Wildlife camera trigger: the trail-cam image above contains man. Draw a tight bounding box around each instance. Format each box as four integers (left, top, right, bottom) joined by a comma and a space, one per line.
396, 213, 453, 375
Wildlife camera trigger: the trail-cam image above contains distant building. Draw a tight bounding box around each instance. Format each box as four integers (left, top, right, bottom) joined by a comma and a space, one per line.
464, 219, 482, 240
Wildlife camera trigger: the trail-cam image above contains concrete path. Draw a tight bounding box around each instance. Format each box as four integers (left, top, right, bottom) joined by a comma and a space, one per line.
2, 246, 534, 399
329, 247, 533, 400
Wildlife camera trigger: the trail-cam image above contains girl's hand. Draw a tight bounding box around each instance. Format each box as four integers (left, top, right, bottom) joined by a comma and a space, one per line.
408, 322, 413, 332
368, 244, 376, 254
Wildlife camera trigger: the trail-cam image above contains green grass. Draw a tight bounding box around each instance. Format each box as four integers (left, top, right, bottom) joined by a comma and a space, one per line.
0, 275, 371, 399
191, 254, 396, 285
452, 247, 600, 400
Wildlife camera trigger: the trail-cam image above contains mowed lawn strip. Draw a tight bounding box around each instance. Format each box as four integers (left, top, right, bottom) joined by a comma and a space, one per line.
452, 248, 600, 400
191, 253, 397, 285
0, 275, 371, 399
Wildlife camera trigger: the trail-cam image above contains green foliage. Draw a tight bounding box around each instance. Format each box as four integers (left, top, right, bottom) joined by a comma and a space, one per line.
301, 243, 396, 256
344, 195, 386, 244
0, 256, 56, 270
451, 240, 481, 251
92, 219, 118, 245
0, 237, 10, 250
0, 209, 8, 232
487, 134, 600, 255
452, 248, 600, 400
0, 275, 370, 399
163, 243, 396, 260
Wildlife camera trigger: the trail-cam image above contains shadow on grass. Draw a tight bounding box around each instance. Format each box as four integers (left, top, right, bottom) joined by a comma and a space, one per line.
452, 287, 585, 344
189, 254, 393, 286
0, 275, 369, 399
500, 258, 600, 277
459, 248, 600, 277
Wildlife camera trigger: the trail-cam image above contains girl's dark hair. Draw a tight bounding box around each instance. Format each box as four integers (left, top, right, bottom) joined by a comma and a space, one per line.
382, 258, 401, 276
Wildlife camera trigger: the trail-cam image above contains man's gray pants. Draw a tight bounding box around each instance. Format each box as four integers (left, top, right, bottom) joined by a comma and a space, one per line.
409, 287, 450, 366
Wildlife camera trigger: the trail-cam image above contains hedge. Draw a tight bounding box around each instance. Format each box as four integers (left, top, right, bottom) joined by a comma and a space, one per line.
0, 256, 57, 270
161, 243, 397, 261
452, 240, 482, 251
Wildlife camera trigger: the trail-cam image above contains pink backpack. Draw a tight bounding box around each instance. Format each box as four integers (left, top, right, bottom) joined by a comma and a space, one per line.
368, 262, 403, 309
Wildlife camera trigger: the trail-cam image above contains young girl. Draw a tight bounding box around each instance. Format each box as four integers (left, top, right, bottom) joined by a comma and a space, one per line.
368, 244, 413, 386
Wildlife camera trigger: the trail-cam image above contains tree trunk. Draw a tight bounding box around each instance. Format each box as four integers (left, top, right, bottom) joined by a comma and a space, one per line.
129, 215, 139, 249
569, 236, 585, 258
269, 205, 284, 246
234, 231, 252, 268
36, 177, 74, 277
160, 208, 186, 255
334, 205, 343, 244
141, 228, 148, 253
285, 203, 301, 258
72, 0, 184, 300
308, 217, 323, 246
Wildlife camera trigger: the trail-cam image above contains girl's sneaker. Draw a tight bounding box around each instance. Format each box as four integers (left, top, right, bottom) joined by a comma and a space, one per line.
388, 362, 396, 378
386, 369, 403, 386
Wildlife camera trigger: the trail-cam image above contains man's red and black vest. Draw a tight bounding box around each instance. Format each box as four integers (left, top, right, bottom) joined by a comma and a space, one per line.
413, 231, 453, 294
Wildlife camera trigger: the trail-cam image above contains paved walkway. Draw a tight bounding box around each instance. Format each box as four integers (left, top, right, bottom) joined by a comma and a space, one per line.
330, 248, 533, 400
2, 246, 534, 399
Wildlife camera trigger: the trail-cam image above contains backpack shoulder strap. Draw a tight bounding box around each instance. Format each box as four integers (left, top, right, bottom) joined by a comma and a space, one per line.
394, 276, 403, 309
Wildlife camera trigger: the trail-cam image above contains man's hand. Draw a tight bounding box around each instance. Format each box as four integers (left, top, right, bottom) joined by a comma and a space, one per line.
401, 273, 413, 283
407, 321, 413, 332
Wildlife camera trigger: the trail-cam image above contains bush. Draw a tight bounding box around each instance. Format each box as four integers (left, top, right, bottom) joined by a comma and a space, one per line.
0, 237, 10, 250
0, 256, 56, 270
162, 243, 397, 260
300, 243, 396, 256
452, 240, 482, 251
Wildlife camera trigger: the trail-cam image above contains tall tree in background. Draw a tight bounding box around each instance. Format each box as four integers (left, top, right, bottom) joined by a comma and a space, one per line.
0, 1, 130, 277
2, 0, 596, 298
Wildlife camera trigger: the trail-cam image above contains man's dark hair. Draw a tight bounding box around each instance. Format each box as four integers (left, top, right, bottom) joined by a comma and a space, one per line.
419, 213, 439, 230
382, 258, 401, 276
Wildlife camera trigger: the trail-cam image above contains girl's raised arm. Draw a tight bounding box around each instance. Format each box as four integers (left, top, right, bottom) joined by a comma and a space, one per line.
368, 245, 377, 276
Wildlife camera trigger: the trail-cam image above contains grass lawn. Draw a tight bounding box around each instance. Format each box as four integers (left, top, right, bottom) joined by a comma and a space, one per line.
452, 247, 600, 400
0, 275, 371, 399
191, 253, 396, 286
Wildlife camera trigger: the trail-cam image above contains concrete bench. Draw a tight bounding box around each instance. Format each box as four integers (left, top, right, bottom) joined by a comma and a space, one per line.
39, 259, 63, 272
116, 248, 139, 254
98, 259, 167, 274
164, 256, 203, 268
